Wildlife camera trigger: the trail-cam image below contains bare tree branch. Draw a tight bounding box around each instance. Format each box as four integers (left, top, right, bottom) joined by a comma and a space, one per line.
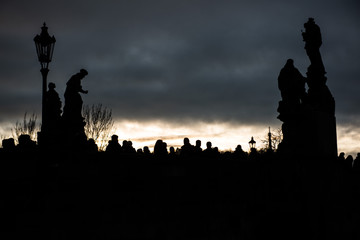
11, 112, 40, 143
83, 104, 115, 151
261, 127, 283, 151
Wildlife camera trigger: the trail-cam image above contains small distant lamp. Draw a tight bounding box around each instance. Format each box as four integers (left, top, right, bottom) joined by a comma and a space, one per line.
34, 22, 56, 131
249, 136, 256, 150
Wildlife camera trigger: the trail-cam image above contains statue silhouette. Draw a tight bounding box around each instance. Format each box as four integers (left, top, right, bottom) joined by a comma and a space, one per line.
277, 18, 337, 158
63, 69, 88, 121
44, 82, 62, 131
302, 18, 325, 76
62, 69, 88, 144
278, 59, 306, 111
302, 18, 322, 57
38, 82, 63, 149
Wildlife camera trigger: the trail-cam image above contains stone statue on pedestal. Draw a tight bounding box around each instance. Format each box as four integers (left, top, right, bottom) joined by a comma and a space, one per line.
277, 59, 306, 120
45, 82, 62, 130
62, 69, 88, 145
38, 82, 62, 149
277, 18, 337, 158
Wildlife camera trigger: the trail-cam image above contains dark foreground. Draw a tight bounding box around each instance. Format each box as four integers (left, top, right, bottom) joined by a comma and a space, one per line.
2, 152, 360, 240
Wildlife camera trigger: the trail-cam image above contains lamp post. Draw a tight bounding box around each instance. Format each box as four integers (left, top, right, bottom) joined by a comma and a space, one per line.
248, 136, 256, 150
34, 23, 56, 133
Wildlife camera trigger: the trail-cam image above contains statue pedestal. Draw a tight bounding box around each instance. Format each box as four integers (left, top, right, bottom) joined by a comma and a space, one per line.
308, 110, 337, 158
277, 103, 308, 156
61, 117, 87, 151
278, 106, 337, 158
37, 129, 63, 151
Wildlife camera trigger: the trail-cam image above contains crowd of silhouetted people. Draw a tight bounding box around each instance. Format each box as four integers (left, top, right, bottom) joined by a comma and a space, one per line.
105, 136, 247, 161
2, 133, 360, 171
0, 133, 280, 162
2, 133, 360, 239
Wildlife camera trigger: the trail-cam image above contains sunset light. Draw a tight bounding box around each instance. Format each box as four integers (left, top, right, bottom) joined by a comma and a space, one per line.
2, 1, 360, 238
112, 120, 275, 152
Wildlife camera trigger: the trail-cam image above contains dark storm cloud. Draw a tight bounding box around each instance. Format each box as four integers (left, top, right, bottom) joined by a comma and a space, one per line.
0, 0, 360, 127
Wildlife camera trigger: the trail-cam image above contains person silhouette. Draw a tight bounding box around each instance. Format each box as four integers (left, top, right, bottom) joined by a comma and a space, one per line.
345, 155, 353, 170
353, 153, 360, 172
338, 152, 345, 162
169, 146, 177, 158
203, 141, 216, 159
204, 142, 212, 152
180, 137, 194, 158
87, 138, 98, 153
194, 140, 202, 155
106, 135, 122, 153
122, 140, 136, 154
154, 139, 168, 159
143, 146, 152, 159
2, 138, 15, 152
234, 144, 247, 161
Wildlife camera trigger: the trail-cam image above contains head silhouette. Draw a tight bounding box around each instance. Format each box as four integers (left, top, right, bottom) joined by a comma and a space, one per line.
285, 59, 294, 67
236, 145, 243, 151
170, 146, 175, 154
80, 68, 88, 75
111, 135, 119, 142
76, 69, 88, 79
143, 146, 150, 154
48, 82, 56, 90
304, 17, 315, 28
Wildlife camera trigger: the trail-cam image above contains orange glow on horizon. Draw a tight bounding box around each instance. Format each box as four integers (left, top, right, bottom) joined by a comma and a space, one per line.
112, 120, 279, 152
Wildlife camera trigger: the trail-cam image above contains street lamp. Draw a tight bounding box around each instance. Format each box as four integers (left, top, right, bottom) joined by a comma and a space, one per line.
249, 136, 256, 150
34, 22, 56, 132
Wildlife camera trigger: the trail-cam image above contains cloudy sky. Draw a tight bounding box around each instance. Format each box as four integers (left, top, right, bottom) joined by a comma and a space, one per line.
1, 0, 360, 153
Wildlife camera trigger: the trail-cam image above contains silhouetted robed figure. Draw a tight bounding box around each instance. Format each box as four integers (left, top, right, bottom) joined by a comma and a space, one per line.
302, 18, 323, 73
38, 82, 63, 148
62, 69, 88, 145
278, 59, 306, 115
44, 82, 62, 131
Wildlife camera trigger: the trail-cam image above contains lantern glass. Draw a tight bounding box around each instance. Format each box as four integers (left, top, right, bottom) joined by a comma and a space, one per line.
34, 23, 56, 69
249, 137, 256, 149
